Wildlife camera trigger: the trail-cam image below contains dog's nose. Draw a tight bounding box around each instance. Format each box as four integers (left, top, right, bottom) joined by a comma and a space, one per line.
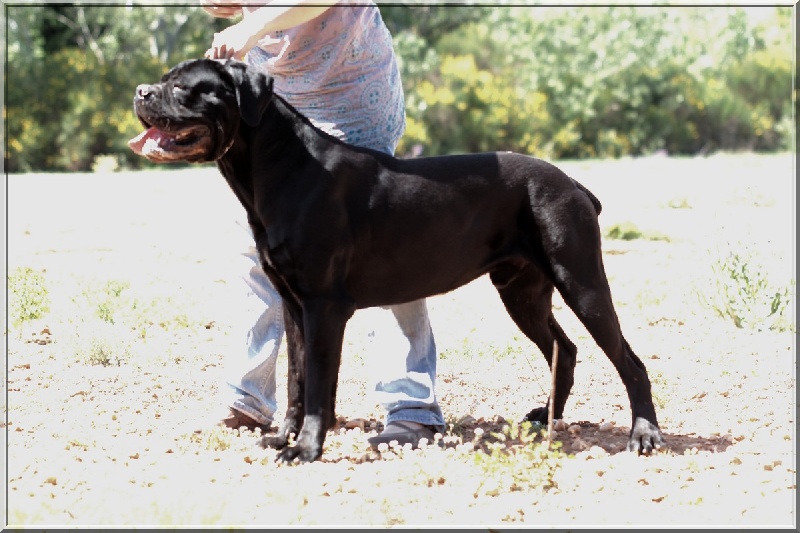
135, 84, 154, 100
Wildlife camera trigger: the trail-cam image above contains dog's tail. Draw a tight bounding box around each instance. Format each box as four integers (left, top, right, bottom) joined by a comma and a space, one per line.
574, 180, 602, 215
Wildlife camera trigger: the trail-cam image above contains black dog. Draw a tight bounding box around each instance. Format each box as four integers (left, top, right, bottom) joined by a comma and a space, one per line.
130, 59, 665, 463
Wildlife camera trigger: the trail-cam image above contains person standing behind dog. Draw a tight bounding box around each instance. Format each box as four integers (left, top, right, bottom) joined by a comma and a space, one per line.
202, 0, 446, 449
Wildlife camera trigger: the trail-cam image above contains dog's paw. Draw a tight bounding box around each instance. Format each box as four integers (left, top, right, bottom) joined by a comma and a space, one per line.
275, 444, 322, 465
522, 406, 549, 425
626, 417, 666, 455
260, 433, 290, 450
260, 419, 301, 450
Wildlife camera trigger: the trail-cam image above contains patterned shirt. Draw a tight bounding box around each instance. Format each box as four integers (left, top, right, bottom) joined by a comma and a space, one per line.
244, 1, 405, 154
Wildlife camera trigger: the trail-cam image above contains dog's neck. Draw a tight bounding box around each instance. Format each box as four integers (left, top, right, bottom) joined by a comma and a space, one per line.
216, 93, 353, 244
270, 94, 359, 154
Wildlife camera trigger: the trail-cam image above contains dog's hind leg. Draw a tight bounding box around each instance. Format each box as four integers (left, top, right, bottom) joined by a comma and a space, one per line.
490, 262, 577, 424
537, 193, 665, 453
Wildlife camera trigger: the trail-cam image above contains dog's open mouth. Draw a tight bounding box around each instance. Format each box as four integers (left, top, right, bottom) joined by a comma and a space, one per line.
128, 122, 212, 162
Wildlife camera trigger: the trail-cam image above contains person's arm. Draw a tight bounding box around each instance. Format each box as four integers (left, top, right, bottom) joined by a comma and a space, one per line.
205, 0, 342, 60
201, 0, 242, 19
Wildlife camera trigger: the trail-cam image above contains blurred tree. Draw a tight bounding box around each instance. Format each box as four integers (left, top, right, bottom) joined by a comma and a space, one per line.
394, 5, 793, 159
380, 3, 492, 45
5, 5, 223, 171
5, 4, 794, 171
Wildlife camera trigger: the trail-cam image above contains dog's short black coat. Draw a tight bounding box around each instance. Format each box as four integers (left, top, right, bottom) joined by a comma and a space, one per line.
130, 59, 666, 463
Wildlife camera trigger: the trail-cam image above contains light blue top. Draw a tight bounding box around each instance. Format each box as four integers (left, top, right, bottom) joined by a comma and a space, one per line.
245, 1, 405, 153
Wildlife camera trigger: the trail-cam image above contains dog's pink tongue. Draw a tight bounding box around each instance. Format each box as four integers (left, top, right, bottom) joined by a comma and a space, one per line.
128, 127, 169, 157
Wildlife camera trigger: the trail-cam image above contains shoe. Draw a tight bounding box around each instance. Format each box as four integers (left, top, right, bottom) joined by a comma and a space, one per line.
218, 408, 271, 432
367, 420, 438, 450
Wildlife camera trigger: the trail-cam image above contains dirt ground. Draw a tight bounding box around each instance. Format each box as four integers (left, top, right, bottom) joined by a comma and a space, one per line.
4, 153, 796, 527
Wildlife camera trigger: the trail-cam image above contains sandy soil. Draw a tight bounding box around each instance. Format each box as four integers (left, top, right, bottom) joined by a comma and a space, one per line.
4, 153, 796, 527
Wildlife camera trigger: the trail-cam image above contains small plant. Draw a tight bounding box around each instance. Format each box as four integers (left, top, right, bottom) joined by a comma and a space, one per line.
604, 222, 670, 242
73, 278, 196, 337
85, 336, 131, 367
441, 336, 525, 362
70, 321, 134, 366
8, 266, 50, 331
605, 221, 642, 240
93, 279, 131, 324
697, 245, 795, 332
73, 337, 126, 367
666, 196, 692, 209
472, 421, 566, 496
96, 301, 116, 324
104, 279, 129, 298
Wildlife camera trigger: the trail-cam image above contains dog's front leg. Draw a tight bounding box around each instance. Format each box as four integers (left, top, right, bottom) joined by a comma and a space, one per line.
261, 301, 305, 451
276, 298, 353, 464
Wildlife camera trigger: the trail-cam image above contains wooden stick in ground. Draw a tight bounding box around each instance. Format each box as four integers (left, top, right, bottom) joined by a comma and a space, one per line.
547, 340, 558, 447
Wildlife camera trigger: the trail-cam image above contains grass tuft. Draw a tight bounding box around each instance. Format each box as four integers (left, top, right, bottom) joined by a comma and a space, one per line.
696, 243, 795, 332
8, 266, 51, 332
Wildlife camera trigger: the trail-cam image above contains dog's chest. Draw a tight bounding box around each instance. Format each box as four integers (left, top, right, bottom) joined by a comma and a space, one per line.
255, 228, 313, 288
256, 242, 298, 296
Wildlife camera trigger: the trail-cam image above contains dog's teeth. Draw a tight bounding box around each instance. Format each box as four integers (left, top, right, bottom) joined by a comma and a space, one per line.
144, 138, 161, 151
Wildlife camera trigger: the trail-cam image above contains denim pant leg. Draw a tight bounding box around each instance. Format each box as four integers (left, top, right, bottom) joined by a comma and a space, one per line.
372, 300, 446, 433
221, 246, 283, 426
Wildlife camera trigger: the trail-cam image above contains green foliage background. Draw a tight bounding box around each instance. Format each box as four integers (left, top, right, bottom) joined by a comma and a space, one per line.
4, 4, 795, 172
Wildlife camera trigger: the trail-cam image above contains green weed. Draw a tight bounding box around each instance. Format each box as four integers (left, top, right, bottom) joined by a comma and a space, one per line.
85, 336, 131, 367
604, 221, 670, 242
666, 196, 692, 209
441, 337, 525, 362
472, 421, 566, 496
73, 278, 197, 337
697, 245, 795, 332
63, 277, 207, 367
8, 266, 50, 331
70, 321, 134, 367
82, 279, 131, 325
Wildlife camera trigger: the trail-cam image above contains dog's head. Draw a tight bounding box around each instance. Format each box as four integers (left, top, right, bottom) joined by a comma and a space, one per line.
128, 59, 273, 163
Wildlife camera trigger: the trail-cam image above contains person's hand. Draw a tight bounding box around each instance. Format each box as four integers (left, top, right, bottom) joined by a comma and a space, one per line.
205, 23, 261, 60
201, 0, 242, 19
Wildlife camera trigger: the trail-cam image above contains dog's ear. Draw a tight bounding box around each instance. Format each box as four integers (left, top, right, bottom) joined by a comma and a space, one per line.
223, 60, 274, 127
